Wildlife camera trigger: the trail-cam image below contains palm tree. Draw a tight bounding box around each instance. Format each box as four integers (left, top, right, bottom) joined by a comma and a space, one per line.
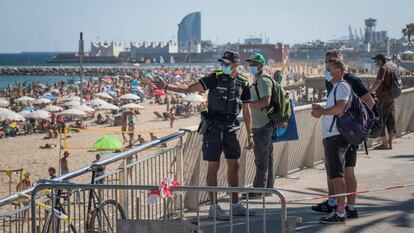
402, 23, 414, 46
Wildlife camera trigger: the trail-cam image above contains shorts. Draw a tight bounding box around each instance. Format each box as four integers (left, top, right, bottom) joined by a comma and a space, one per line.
345, 145, 357, 167
323, 135, 350, 179
379, 101, 396, 137
202, 128, 241, 161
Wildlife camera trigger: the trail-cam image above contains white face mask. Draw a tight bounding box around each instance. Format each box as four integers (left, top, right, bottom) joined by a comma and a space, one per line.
323, 70, 333, 82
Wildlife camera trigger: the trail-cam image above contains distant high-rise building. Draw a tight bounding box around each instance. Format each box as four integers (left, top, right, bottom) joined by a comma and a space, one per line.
178, 12, 201, 53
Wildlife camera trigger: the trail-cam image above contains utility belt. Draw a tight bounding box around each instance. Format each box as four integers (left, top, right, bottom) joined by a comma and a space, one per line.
197, 111, 240, 135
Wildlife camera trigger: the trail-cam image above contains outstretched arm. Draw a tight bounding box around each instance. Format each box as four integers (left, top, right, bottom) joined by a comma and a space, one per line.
166, 82, 204, 93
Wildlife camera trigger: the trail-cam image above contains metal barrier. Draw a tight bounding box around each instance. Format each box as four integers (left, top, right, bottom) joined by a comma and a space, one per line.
30, 183, 287, 233
0, 131, 185, 233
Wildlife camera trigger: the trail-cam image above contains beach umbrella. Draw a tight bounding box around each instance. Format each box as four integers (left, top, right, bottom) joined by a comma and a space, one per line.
66, 96, 82, 102
58, 109, 87, 116
50, 89, 60, 94
119, 93, 141, 101
173, 93, 186, 98
183, 94, 205, 103
34, 98, 52, 105
96, 103, 119, 111
0, 108, 25, 121
93, 136, 122, 151
42, 105, 63, 112
120, 103, 144, 110
16, 96, 35, 103
63, 100, 81, 107
94, 92, 113, 100
26, 110, 50, 120
43, 93, 56, 100
103, 77, 112, 83
87, 98, 108, 107
73, 104, 95, 113
0, 99, 9, 107
18, 109, 33, 118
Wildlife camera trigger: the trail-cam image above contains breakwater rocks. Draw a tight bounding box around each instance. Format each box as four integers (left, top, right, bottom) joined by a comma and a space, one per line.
0, 66, 142, 76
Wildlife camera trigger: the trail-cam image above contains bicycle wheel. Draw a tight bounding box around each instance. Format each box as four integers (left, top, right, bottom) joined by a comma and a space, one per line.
42, 209, 77, 233
88, 199, 126, 233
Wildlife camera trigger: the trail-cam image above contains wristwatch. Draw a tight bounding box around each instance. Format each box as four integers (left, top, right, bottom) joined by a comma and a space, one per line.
164, 84, 169, 90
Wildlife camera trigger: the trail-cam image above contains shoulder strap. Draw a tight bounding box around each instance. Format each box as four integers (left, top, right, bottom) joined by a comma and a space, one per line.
254, 75, 274, 100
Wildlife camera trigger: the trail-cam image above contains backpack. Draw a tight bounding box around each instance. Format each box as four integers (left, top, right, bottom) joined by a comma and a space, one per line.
254, 75, 292, 129
385, 67, 402, 99
330, 81, 375, 145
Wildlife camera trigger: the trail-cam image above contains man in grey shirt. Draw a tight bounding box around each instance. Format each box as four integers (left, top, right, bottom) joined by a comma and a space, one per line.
246, 53, 275, 198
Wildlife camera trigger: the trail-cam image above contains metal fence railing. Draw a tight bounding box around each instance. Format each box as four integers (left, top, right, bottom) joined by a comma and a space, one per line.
0, 131, 185, 233
30, 183, 287, 233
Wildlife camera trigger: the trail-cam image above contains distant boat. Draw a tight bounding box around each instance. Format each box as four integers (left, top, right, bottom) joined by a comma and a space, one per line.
160, 56, 165, 64
170, 56, 175, 64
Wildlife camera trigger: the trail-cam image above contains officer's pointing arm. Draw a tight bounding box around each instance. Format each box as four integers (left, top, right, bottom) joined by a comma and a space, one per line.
165, 82, 204, 94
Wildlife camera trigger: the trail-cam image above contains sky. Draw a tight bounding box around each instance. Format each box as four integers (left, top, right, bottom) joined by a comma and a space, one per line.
0, 0, 413, 53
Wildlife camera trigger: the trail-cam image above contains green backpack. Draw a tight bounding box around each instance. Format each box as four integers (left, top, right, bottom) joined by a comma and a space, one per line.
254, 75, 292, 129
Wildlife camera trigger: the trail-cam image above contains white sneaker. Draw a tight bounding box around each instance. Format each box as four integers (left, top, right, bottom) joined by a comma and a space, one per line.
208, 205, 230, 221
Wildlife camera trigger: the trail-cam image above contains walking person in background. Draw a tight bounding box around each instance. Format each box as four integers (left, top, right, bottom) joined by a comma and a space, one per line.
246, 53, 275, 198
311, 58, 352, 224
311, 50, 375, 219
61, 151, 70, 175
370, 54, 396, 150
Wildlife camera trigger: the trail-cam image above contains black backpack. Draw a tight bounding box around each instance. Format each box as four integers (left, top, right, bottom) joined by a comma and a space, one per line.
330, 81, 375, 145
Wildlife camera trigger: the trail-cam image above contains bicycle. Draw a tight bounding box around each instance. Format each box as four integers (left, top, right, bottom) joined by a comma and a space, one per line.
41, 164, 126, 233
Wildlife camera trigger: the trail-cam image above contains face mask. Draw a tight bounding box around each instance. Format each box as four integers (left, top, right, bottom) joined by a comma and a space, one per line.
249, 66, 259, 76
276, 127, 287, 136
221, 65, 231, 75
323, 70, 333, 82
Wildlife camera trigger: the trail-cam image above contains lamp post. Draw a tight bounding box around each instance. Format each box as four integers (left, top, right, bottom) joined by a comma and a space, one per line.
79, 32, 84, 105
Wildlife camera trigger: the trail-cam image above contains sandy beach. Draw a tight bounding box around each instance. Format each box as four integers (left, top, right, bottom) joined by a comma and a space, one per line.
0, 102, 200, 198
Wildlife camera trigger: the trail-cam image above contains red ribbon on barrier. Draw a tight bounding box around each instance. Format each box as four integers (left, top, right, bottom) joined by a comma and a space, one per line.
148, 178, 180, 204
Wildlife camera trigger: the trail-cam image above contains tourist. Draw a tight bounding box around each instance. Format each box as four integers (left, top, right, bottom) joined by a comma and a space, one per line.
245, 53, 275, 198
48, 167, 57, 179
370, 54, 396, 150
93, 154, 105, 184
61, 151, 70, 175
311, 58, 351, 224
311, 50, 375, 219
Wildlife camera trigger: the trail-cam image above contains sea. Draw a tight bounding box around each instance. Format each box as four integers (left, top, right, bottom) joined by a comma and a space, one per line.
0, 53, 215, 90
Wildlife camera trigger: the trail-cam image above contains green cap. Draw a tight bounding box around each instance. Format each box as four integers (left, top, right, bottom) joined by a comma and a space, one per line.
245, 53, 265, 65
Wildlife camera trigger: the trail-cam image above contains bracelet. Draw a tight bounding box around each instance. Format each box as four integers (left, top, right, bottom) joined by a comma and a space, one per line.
248, 133, 254, 138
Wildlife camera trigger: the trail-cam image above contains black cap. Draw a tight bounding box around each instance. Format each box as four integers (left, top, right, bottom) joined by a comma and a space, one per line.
371, 54, 386, 61
218, 50, 240, 64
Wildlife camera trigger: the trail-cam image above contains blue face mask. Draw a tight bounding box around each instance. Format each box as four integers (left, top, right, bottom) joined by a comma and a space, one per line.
221, 65, 231, 75
323, 70, 333, 82
276, 127, 287, 136
249, 66, 259, 75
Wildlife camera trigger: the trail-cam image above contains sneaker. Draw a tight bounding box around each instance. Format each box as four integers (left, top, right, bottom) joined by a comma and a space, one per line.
208, 205, 230, 221
231, 203, 256, 216
319, 212, 346, 224
345, 206, 359, 219
311, 200, 336, 213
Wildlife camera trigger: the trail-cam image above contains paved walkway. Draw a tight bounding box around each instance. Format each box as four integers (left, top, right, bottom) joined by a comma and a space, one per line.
195, 133, 414, 233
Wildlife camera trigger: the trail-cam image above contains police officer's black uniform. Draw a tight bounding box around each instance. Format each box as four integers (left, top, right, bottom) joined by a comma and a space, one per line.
198, 51, 251, 161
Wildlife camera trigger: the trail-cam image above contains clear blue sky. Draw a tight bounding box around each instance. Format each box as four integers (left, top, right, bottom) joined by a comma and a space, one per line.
0, 0, 413, 53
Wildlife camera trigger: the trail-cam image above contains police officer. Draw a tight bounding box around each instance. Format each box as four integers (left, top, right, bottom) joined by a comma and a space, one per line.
158, 51, 255, 220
